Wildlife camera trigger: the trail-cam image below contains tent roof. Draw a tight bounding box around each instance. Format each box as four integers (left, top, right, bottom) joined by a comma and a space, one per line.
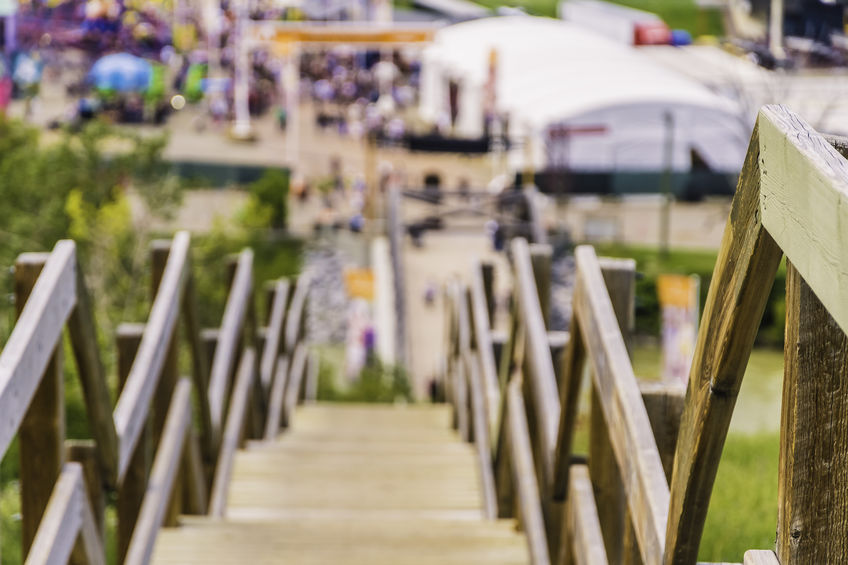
426, 16, 741, 128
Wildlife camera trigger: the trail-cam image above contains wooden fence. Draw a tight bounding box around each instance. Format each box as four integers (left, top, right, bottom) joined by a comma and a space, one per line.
446, 105, 848, 565
1, 230, 313, 565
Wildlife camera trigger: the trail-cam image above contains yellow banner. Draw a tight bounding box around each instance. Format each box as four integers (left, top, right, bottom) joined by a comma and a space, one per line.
344, 268, 374, 301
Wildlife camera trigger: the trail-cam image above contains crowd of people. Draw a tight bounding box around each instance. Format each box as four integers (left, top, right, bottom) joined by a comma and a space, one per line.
301, 47, 421, 144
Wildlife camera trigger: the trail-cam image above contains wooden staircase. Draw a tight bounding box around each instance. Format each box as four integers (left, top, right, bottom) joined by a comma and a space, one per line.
151, 404, 530, 565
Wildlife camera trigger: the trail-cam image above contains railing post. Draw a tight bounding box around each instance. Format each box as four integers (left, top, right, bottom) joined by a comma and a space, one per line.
481, 261, 496, 325
529, 244, 552, 330
586, 258, 635, 564
116, 323, 149, 562
152, 242, 182, 527
777, 262, 848, 563
15, 253, 65, 558
67, 439, 105, 565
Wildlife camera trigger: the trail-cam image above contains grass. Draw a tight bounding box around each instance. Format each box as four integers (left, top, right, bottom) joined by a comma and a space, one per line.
458, 0, 724, 36
630, 344, 782, 561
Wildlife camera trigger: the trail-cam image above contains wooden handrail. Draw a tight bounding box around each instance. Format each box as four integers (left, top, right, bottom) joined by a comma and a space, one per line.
210, 348, 257, 517
507, 378, 550, 565
208, 249, 254, 437
571, 245, 668, 565
114, 231, 191, 481
259, 280, 290, 392
264, 356, 290, 440
25, 463, 105, 565
0, 241, 76, 462
564, 465, 609, 565
469, 261, 500, 442
124, 377, 193, 565
67, 263, 120, 486
510, 238, 560, 487
0, 230, 313, 564
284, 274, 309, 355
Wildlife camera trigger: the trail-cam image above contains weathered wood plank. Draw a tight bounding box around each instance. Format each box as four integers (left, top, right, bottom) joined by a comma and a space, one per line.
114, 231, 190, 481
181, 266, 215, 468
208, 249, 254, 438
560, 464, 609, 565
151, 240, 183, 528
183, 430, 209, 515
455, 282, 473, 443
116, 323, 148, 562
25, 463, 105, 565
507, 378, 551, 565
572, 245, 668, 565
471, 261, 501, 442
284, 275, 309, 355
511, 238, 560, 488
466, 350, 497, 519
260, 280, 290, 393
758, 105, 848, 336
283, 344, 308, 428
210, 348, 256, 517
664, 122, 783, 565
0, 243, 75, 464
552, 305, 587, 502
15, 250, 69, 558
124, 377, 193, 565
743, 550, 778, 565
777, 263, 848, 563
529, 244, 552, 330
265, 356, 290, 439
67, 262, 119, 487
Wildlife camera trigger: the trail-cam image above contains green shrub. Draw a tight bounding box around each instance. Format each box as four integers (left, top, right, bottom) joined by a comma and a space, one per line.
246, 169, 290, 230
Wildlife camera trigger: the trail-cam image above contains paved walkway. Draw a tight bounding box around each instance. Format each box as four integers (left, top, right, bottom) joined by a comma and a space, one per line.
151, 404, 528, 565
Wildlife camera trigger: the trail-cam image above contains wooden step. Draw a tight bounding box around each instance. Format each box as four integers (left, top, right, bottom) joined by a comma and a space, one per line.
151, 403, 530, 565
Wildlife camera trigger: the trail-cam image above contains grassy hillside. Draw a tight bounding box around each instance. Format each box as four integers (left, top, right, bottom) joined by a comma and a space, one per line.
464, 0, 725, 37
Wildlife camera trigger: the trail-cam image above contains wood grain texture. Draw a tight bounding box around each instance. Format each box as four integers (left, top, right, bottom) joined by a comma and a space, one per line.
259, 280, 289, 393
151, 241, 183, 528
0, 243, 75, 463
208, 249, 254, 438
511, 238, 560, 489
181, 271, 215, 468
283, 275, 309, 355
283, 344, 308, 428
210, 348, 256, 518
125, 378, 193, 565
507, 378, 551, 565
114, 231, 190, 481
466, 350, 497, 519
116, 323, 148, 563
264, 356, 290, 440
552, 314, 586, 502
777, 263, 848, 563
471, 261, 500, 443
664, 122, 783, 565
67, 261, 119, 486
758, 105, 848, 336
15, 250, 69, 558
25, 463, 105, 565
560, 464, 609, 565
153, 404, 529, 565
572, 245, 668, 565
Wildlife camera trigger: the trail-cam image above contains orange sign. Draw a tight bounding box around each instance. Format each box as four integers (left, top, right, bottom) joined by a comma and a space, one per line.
344, 268, 374, 301
251, 23, 437, 46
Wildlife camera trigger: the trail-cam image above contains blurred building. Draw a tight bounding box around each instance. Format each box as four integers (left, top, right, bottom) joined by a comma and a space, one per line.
420, 16, 747, 197
750, 0, 847, 43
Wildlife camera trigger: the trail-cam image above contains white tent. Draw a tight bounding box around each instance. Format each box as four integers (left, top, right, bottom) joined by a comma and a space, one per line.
420, 16, 749, 175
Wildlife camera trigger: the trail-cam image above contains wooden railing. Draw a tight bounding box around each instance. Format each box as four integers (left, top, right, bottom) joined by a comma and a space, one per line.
1, 230, 312, 564
447, 105, 848, 565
